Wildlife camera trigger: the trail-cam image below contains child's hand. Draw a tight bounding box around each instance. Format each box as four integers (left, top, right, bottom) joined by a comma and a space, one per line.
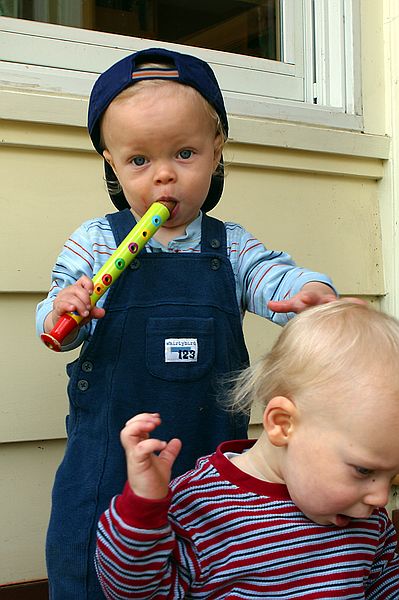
45, 275, 105, 332
268, 282, 367, 314
268, 282, 337, 314
121, 413, 182, 500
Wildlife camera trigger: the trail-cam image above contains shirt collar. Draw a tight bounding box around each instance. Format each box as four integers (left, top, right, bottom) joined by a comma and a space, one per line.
148, 211, 202, 250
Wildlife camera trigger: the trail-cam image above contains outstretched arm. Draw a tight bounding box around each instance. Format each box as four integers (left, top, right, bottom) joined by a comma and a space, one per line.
268, 282, 337, 314
226, 223, 338, 323
268, 281, 365, 315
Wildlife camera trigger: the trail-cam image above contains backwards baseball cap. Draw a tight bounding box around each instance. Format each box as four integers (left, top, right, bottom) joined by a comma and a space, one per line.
88, 47, 228, 212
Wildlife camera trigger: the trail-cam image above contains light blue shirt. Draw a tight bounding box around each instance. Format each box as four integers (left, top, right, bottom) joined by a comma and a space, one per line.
36, 211, 336, 350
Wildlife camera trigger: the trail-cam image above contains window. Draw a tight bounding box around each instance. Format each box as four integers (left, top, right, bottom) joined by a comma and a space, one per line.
1, 0, 282, 60
0, 0, 362, 129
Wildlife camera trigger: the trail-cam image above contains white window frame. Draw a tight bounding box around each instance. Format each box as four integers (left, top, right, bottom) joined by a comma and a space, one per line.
0, 0, 362, 130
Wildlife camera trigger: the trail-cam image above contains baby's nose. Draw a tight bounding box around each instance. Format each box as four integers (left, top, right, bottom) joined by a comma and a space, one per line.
154, 162, 177, 184
364, 482, 390, 509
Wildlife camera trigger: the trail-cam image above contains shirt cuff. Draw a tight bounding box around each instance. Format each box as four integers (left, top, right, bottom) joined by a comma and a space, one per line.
115, 481, 172, 529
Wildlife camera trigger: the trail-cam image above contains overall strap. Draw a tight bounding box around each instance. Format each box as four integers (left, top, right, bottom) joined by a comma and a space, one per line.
107, 209, 227, 256
200, 213, 227, 256
106, 209, 137, 246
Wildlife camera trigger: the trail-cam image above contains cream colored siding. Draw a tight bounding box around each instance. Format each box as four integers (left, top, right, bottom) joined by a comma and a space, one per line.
0, 440, 65, 584
2, 0, 399, 585
0, 118, 385, 583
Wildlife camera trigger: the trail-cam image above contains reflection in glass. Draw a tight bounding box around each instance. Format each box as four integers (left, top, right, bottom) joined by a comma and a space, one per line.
1, 0, 281, 61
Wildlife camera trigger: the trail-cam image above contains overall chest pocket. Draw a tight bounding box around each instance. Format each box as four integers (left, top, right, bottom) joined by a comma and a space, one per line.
146, 317, 215, 382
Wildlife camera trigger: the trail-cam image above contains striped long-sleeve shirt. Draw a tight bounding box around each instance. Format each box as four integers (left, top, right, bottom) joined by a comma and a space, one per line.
96, 440, 399, 599
36, 211, 335, 350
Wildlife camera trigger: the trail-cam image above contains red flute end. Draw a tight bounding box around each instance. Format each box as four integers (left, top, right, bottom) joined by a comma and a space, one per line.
40, 314, 79, 352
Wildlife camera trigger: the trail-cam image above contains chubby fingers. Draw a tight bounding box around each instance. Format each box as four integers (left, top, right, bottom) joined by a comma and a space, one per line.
269, 291, 337, 314
122, 414, 182, 499
122, 414, 182, 467
268, 297, 306, 314
54, 276, 94, 318
295, 291, 338, 310
158, 438, 182, 465
121, 413, 162, 450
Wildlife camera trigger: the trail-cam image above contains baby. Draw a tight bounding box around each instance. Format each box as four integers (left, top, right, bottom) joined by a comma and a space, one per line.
95, 300, 399, 598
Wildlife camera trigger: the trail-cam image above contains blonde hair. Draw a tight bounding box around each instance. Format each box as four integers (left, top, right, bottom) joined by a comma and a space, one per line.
228, 301, 399, 415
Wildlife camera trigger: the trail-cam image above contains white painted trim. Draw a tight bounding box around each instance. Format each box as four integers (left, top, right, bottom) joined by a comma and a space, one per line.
380, 0, 399, 317
0, 7, 362, 130
0, 72, 363, 131
0, 90, 389, 160
228, 115, 389, 159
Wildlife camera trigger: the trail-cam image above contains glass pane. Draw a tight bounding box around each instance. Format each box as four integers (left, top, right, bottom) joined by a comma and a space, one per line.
0, 0, 281, 60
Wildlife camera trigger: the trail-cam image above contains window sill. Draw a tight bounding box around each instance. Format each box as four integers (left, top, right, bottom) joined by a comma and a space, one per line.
1, 86, 390, 164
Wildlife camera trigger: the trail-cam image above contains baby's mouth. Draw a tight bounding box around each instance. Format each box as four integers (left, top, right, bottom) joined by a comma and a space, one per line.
156, 197, 177, 217
334, 514, 351, 527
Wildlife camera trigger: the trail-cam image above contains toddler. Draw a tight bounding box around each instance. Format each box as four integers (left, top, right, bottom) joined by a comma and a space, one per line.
96, 301, 399, 599
37, 47, 337, 598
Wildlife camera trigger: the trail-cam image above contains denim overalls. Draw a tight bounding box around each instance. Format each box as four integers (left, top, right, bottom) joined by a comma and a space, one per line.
46, 210, 249, 599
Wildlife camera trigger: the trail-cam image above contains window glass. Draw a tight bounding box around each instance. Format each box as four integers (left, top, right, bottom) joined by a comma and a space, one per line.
0, 1, 362, 129
0, 0, 281, 60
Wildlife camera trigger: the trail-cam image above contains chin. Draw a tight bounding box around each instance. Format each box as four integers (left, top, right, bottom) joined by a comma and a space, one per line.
302, 512, 333, 526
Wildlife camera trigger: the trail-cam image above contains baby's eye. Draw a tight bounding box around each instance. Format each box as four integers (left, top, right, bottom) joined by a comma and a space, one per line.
132, 156, 146, 166
178, 149, 193, 160
354, 466, 373, 477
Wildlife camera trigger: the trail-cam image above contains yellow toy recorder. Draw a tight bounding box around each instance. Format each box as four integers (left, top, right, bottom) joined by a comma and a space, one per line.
41, 201, 171, 352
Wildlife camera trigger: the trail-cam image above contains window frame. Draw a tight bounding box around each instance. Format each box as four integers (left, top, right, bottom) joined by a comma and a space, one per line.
0, 0, 362, 130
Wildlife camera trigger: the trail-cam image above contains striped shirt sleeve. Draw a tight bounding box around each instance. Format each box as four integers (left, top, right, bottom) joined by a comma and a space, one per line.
225, 221, 336, 324
365, 509, 399, 598
95, 483, 198, 599
35, 217, 116, 350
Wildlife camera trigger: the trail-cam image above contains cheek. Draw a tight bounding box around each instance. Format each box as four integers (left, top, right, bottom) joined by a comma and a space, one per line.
287, 466, 360, 516
284, 446, 336, 503
118, 171, 148, 196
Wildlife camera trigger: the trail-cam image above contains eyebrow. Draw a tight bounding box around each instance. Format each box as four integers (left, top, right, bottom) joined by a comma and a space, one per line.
349, 458, 399, 473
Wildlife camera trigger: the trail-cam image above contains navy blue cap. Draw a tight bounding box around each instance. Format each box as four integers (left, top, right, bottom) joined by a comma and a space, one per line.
88, 47, 228, 212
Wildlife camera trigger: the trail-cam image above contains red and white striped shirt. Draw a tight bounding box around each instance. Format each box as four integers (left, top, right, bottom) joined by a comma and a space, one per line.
96, 440, 399, 599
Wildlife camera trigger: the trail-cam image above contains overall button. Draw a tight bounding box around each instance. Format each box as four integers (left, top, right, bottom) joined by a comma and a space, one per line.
210, 238, 220, 249
210, 258, 221, 270
130, 258, 141, 270
77, 379, 89, 392
81, 361, 93, 373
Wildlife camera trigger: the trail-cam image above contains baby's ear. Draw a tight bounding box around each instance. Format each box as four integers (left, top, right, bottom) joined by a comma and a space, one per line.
263, 396, 297, 447
213, 134, 223, 169
103, 149, 115, 170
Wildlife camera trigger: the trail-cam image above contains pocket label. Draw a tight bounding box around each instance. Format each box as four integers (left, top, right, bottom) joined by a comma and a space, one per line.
164, 338, 198, 362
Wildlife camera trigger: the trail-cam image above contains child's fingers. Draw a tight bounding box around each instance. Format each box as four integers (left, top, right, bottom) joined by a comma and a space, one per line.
121, 413, 161, 449
54, 284, 92, 317
267, 298, 297, 314
301, 291, 337, 306
269, 291, 338, 314
158, 438, 182, 467
90, 307, 106, 320
134, 438, 168, 462
125, 412, 160, 427
55, 297, 87, 317
76, 275, 94, 292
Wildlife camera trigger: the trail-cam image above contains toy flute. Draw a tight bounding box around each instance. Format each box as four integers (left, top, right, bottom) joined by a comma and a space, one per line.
41, 201, 172, 352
